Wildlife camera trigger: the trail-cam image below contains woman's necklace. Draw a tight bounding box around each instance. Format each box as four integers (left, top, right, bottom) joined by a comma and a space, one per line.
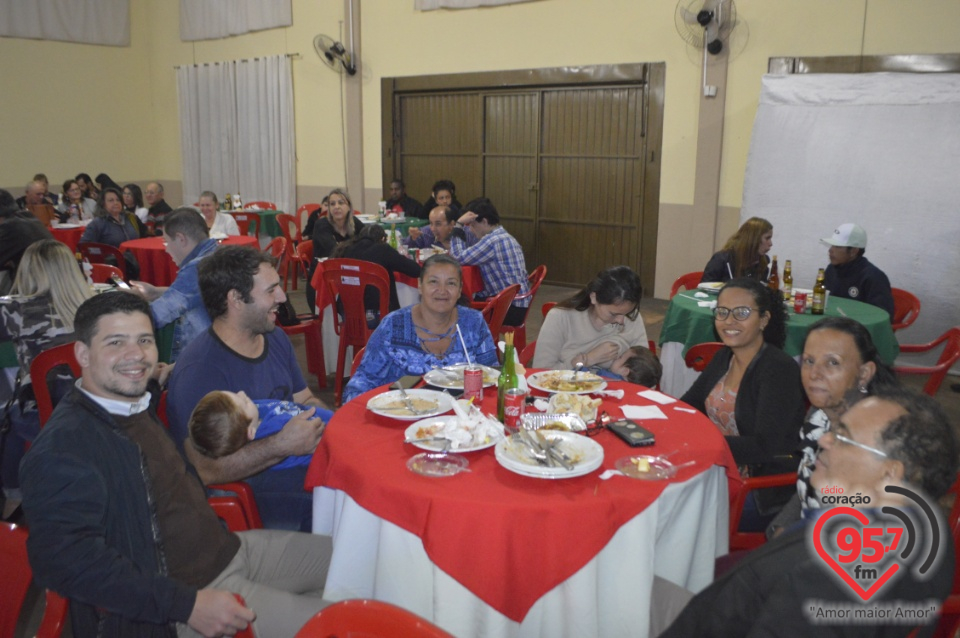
417, 321, 457, 343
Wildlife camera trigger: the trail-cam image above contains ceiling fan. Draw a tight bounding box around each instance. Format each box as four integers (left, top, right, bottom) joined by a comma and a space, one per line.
313, 34, 356, 76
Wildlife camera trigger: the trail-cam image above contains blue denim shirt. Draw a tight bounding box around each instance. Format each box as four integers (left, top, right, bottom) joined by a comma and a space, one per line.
150, 238, 217, 361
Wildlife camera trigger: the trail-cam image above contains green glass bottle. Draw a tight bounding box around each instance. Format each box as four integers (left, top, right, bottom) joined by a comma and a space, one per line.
497, 332, 519, 422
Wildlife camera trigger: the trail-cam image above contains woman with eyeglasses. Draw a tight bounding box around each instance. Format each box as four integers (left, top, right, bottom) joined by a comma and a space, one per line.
700, 217, 773, 283
533, 266, 650, 377
681, 278, 804, 498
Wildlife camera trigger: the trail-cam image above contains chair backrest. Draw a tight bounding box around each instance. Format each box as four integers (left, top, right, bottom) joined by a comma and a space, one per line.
895, 327, 960, 396
229, 212, 261, 237
265, 236, 287, 262
891, 287, 921, 332
90, 263, 124, 284
684, 342, 724, 372
481, 284, 521, 342
296, 203, 321, 229
351, 346, 366, 376
30, 342, 81, 426
296, 240, 314, 272
243, 201, 277, 211
670, 271, 704, 298
294, 599, 454, 638
0, 523, 69, 638
209, 497, 253, 532
78, 242, 127, 279
519, 340, 537, 366
276, 212, 301, 244
209, 482, 264, 529
541, 301, 557, 319
321, 259, 391, 343
514, 264, 547, 305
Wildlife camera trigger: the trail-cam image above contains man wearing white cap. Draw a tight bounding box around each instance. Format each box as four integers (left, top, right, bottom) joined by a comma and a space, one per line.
820, 223, 894, 318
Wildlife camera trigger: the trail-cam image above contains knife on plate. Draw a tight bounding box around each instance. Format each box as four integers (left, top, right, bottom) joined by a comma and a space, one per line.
533, 430, 574, 471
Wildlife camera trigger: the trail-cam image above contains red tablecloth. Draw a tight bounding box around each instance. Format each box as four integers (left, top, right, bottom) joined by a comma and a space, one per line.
311, 260, 483, 311
120, 236, 258, 286
305, 378, 740, 622
50, 226, 85, 253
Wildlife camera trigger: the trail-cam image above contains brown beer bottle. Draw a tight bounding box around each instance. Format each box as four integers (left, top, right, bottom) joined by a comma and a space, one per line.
782, 260, 793, 303
811, 268, 826, 315
768, 255, 779, 291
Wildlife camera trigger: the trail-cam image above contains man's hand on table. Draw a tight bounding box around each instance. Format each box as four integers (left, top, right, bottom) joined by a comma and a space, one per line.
129, 280, 165, 301
188, 589, 255, 637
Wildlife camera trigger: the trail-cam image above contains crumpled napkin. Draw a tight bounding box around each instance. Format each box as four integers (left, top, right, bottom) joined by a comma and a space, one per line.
694, 292, 710, 298
621, 405, 668, 420
593, 388, 624, 399
637, 389, 675, 405
698, 300, 717, 309
532, 398, 549, 412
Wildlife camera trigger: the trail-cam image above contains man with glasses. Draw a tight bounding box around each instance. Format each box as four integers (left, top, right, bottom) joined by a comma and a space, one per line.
656, 386, 957, 637
405, 205, 477, 251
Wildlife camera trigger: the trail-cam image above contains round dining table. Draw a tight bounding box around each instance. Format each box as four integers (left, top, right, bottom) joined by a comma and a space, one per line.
49, 224, 86, 253
225, 208, 283, 238
306, 377, 740, 637
658, 291, 899, 397
119, 235, 258, 286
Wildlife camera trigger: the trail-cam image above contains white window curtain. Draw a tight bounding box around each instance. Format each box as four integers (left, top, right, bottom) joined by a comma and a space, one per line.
0, 0, 129, 46
177, 55, 296, 214
415, 0, 539, 9
741, 73, 960, 364
180, 0, 291, 41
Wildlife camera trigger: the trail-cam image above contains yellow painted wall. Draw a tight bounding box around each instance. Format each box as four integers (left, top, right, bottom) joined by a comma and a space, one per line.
3, 0, 959, 296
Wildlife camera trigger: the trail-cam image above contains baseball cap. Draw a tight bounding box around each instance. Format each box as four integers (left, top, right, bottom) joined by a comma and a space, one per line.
820, 223, 867, 249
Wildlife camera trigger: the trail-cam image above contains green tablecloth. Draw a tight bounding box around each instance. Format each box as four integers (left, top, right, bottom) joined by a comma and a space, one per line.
659, 293, 900, 364
0, 341, 16, 368
376, 218, 428, 238
228, 209, 282, 238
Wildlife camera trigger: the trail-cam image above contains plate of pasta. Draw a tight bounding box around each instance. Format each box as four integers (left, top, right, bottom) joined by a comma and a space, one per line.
366, 389, 453, 420
526, 370, 607, 395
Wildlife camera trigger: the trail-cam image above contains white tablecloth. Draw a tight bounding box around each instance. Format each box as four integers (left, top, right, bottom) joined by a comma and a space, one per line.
659, 341, 701, 399
312, 466, 728, 638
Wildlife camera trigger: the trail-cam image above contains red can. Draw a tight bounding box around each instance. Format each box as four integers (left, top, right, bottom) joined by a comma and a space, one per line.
463, 365, 484, 403
794, 292, 808, 314
503, 388, 526, 429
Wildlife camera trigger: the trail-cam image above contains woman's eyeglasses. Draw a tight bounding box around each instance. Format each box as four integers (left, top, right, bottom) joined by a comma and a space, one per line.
712, 306, 759, 321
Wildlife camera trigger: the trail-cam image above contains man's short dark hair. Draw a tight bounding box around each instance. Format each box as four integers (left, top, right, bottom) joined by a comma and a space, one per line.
75, 292, 153, 346
391, 178, 405, 189
164, 207, 210, 243
875, 386, 959, 499
464, 197, 500, 225
199, 246, 275, 320
432, 179, 456, 195
440, 206, 457, 225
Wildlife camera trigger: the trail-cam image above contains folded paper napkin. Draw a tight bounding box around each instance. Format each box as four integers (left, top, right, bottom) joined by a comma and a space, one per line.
594, 388, 624, 399
694, 292, 710, 298
637, 389, 675, 405
698, 300, 718, 309
621, 405, 668, 420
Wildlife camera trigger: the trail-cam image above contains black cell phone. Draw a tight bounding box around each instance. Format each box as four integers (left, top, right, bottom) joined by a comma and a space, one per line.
110, 274, 131, 290
607, 418, 656, 447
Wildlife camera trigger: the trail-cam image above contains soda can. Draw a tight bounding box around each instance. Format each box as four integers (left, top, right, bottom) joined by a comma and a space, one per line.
794, 291, 807, 314
463, 365, 484, 403
503, 388, 526, 429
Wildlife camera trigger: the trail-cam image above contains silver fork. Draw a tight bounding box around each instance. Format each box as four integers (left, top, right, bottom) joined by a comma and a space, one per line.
392, 381, 427, 415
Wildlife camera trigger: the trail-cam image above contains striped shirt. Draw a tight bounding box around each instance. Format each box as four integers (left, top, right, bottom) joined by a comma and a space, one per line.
450, 226, 530, 307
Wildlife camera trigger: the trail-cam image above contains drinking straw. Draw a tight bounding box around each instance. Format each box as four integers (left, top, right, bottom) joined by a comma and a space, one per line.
456, 324, 472, 366
726, 263, 734, 279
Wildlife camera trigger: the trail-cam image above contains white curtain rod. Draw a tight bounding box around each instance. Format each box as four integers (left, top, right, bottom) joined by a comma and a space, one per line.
174, 52, 300, 69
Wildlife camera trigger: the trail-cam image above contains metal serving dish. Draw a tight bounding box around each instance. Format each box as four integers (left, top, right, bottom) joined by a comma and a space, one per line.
519, 412, 587, 433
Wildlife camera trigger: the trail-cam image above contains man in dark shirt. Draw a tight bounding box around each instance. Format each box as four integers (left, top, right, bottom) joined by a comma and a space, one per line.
820, 223, 895, 318
20, 292, 332, 637
385, 178, 423, 218
145, 181, 173, 234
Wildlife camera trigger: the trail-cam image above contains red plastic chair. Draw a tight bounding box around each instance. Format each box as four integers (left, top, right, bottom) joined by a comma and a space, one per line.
275, 214, 302, 290
90, 263, 124, 284
209, 497, 254, 531
683, 342, 724, 373
478, 284, 521, 344
229, 212, 261, 237
727, 473, 796, 551
519, 340, 537, 366
890, 287, 921, 332
294, 599, 454, 638
893, 327, 960, 396
670, 271, 704, 298
0, 523, 70, 638
296, 203, 321, 235
243, 201, 277, 211
320, 259, 391, 406
78, 242, 127, 279
30, 342, 81, 426
351, 346, 366, 376
541, 301, 557, 318
265, 237, 289, 289
296, 240, 314, 280
208, 482, 264, 529
280, 313, 327, 390
500, 265, 547, 353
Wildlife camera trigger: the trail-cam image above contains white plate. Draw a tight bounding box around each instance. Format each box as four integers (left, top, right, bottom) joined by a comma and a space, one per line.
423, 364, 500, 389
404, 415, 503, 453
366, 389, 453, 420
52, 223, 82, 229
526, 371, 607, 395
494, 431, 604, 479
615, 455, 679, 480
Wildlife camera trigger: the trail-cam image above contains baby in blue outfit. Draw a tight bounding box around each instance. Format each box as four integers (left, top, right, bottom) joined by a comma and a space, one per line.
187, 390, 333, 470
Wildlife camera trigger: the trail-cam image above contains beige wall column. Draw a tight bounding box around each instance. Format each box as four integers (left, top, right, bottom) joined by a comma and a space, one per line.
691, 46, 730, 261
344, 0, 365, 211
